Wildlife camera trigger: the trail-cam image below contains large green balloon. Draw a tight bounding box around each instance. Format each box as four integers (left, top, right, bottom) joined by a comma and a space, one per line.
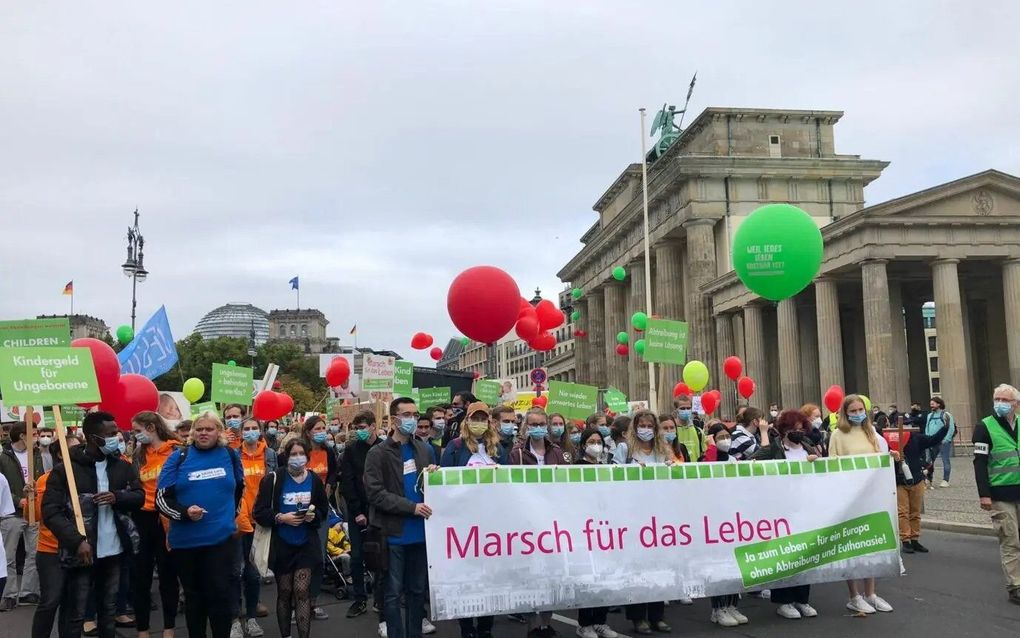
731, 203, 823, 301
612, 266, 627, 281
571, 288, 583, 300
460, 336, 470, 346
631, 312, 648, 331
570, 310, 581, 321
682, 360, 710, 392
616, 331, 629, 345
634, 339, 646, 355
116, 324, 133, 345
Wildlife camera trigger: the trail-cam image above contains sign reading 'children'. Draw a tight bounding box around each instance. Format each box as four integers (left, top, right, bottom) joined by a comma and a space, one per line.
0, 347, 101, 405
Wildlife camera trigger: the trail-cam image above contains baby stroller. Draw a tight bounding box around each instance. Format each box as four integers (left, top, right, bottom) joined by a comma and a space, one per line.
323, 507, 357, 600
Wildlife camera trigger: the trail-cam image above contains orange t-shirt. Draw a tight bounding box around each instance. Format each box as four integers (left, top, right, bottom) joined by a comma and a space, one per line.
137, 440, 179, 511
236, 440, 269, 534
35, 472, 58, 554
308, 448, 329, 486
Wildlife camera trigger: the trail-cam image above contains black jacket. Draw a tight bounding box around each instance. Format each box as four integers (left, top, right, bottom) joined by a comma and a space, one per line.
751, 433, 818, 461
896, 425, 948, 486
338, 438, 380, 520
42, 447, 144, 556
0, 444, 44, 517
363, 437, 434, 537
252, 469, 328, 564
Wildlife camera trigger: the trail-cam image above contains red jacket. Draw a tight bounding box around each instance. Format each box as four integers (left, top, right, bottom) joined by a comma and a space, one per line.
509, 440, 567, 466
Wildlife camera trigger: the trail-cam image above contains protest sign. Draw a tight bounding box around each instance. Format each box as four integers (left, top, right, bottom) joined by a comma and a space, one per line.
547, 381, 597, 421
211, 363, 254, 405
190, 400, 218, 417
118, 306, 178, 380
0, 403, 46, 425
393, 360, 414, 397
642, 318, 689, 365
419, 386, 451, 409
498, 379, 517, 404
425, 453, 899, 620
45, 405, 84, 425
603, 387, 628, 414
158, 391, 190, 424
363, 354, 396, 392
509, 395, 534, 413
0, 318, 71, 348
0, 347, 101, 406
475, 380, 501, 406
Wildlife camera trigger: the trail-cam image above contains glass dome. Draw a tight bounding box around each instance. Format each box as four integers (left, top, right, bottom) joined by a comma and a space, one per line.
193, 303, 270, 344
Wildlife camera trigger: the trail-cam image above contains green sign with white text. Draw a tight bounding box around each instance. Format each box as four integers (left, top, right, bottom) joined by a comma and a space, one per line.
547, 380, 598, 421
0, 347, 100, 405
191, 401, 218, 417
418, 386, 451, 410
603, 387, 628, 414
642, 318, 689, 365
211, 363, 254, 406
0, 318, 71, 348
393, 360, 414, 397
475, 380, 501, 406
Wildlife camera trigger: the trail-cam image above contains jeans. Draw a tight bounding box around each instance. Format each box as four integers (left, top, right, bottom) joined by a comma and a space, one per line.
237, 533, 261, 619
132, 510, 178, 631
175, 536, 240, 638
85, 554, 131, 619
940, 441, 953, 481
348, 521, 367, 601
31, 552, 71, 638
66, 555, 122, 638
625, 601, 664, 624
1, 516, 39, 598
384, 543, 427, 638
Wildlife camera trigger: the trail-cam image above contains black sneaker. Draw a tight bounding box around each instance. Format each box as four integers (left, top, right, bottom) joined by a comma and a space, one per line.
347, 600, 368, 618
18, 594, 40, 605
901, 541, 915, 554
0, 598, 15, 613
1009, 589, 1020, 605
910, 540, 929, 553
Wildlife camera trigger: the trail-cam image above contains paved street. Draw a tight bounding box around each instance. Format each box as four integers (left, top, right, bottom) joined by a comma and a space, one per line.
4, 530, 1019, 638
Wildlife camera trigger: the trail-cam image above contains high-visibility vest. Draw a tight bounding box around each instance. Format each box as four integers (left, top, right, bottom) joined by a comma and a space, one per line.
984, 415, 1020, 487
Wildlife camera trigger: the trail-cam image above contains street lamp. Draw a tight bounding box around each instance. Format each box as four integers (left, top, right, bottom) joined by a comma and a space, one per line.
121, 209, 148, 333
248, 320, 258, 367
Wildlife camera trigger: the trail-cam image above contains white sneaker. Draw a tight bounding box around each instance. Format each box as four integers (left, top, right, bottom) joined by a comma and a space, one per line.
245, 618, 264, 637
676, 594, 694, 605
592, 624, 619, 638
726, 606, 749, 624
777, 603, 802, 619
711, 608, 739, 627
794, 603, 818, 617
865, 594, 893, 612
422, 618, 436, 635
230, 620, 243, 638
939, 480, 950, 488
377, 621, 387, 637
846, 595, 876, 614
576, 627, 598, 638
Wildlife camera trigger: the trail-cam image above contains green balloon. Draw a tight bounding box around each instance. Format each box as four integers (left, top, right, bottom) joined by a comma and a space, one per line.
460, 336, 469, 346
631, 311, 648, 331
115, 324, 133, 345
571, 288, 583, 300
616, 331, 629, 345
228, 360, 237, 366
570, 310, 581, 321
731, 203, 823, 301
612, 266, 627, 281
635, 339, 646, 355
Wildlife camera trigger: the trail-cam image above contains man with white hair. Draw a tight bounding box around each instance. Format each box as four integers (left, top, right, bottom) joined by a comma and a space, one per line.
974, 383, 1020, 605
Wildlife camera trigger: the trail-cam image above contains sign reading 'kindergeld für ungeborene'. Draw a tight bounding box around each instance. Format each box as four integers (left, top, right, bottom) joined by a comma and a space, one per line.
0, 346, 101, 406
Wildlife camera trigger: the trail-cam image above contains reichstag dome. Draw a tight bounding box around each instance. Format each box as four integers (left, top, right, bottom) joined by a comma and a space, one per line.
193, 303, 270, 344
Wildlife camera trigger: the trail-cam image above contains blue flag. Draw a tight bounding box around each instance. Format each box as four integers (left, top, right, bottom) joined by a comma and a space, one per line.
118, 306, 179, 380
289, 276, 299, 290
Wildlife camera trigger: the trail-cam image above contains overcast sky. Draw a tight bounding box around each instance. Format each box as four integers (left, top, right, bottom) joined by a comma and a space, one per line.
2, 1, 1018, 366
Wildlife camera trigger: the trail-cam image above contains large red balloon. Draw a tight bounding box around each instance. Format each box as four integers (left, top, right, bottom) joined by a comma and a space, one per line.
325, 358, 351, 388
447, 266, 521, 344
673, 382, 692, 397
535, 299, 564, 331
532, 396, 548, 408
100, 373, 158, 431
252, 391, 282, 420
737, 376, 756, 399
72, 337, 121, 406
515, 316, 540, 341
410, 332, 433, 350
700, 392, 719, 415
615, 344, 629, 356
276, 393, 295, 418
529, 332, 556, 352
429, 347, 443, 361
723, 356, 743, 381
824, 385, 845, 413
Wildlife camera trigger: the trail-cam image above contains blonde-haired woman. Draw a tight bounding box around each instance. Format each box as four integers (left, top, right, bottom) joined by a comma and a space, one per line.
830, 395, 894, 615
156, 412, 245, 638
613, 410, 674, 466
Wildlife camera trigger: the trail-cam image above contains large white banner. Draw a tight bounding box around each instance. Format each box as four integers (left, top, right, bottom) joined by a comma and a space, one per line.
424, 454, 899, 620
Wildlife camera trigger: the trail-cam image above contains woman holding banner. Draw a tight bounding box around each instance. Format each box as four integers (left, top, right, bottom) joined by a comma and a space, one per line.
830, 395, 894, 615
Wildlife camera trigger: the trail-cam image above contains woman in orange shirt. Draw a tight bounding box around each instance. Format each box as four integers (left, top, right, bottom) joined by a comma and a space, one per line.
131, 411, 183, 638
30, 434, 80, 638
299, 416, 336, 621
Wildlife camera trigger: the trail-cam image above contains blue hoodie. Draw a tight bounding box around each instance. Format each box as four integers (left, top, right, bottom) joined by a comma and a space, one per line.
157, 445, 244, 550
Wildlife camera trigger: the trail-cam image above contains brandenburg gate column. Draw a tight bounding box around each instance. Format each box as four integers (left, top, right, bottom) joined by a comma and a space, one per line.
715, 313, 736, 419
603, 282, 628, 393
743, 304, 766, 404
586, 289, 607, 389
932, 259, 975, 432
627, 260, 650, 403
654, 241, 685, 409
814, 277, 845, 393
777, 297, 803, 409
862, 260, 896, 411
684, 218, 718, 368
1003, 259, 1020, 388
572, 298, 590, 384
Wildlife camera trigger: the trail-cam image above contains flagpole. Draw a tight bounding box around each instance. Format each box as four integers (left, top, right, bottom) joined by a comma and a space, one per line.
639, 108, 658, 413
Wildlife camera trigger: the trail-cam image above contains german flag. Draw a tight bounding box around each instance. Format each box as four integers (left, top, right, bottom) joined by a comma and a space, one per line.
62, 281, 73, 296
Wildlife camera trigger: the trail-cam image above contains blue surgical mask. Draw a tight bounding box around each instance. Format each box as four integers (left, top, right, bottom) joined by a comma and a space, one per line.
664, 432, 677, 443
848, 413, 867, 425
676, 409, 692, 421
313, 432, 329, 444
550, 425, 565, 438
326, 439, 336, 449
598, 426, 611, 438
329, 425, 340, 433
994, 401, 1012, 417
288, 455, 307, 472
398, 417, 417, 436
135, 431, 152, 445
242, 430, 260, 444
355, 428, 371, 442
267, 427, 279, 437
337, 443, 346, 453
636, 428, 655, 442
117, 441, 126, 455
569, 433, 582, 444
528, 426, 548, 439
500, 423, 517, 437
225, 418, 242, 429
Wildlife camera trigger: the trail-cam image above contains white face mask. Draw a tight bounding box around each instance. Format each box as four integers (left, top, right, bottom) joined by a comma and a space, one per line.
585, 443, 603, 458
716, 438, 732, 452
769, 410, 779, 418
811, 417, 823, 429
39, 436, 53, 447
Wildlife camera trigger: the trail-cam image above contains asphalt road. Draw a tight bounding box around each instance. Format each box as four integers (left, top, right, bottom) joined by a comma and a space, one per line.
4, 530, 1019, 638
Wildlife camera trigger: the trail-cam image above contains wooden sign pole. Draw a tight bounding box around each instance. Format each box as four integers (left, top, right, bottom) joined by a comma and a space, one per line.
51, 407, 86, 536
24, 406, 35, 524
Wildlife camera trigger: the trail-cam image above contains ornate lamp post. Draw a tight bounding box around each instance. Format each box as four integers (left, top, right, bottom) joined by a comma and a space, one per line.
120, 209, 148, 332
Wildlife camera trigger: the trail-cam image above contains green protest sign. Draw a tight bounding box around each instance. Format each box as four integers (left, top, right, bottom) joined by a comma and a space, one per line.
362, 354, 395, 392
211, 363, 254, 406
0, 318, 71, 348
475, 380, 501, 406
418, 386, 451, 410
190, 400, 218, 417
0, 347, 100, 405
393, 360, 414, 397
603, 387, 628, 414
547, 380, 598, 421
47, 405, 85, 423
642, 318, 689, 365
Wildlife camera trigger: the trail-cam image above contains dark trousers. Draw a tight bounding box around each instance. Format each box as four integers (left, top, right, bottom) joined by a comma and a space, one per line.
236, 533, 260, 619
458, 615, 494, 637
67, 555, 122, 638
308, 523, 327, 602
577, 607, 608, 626
711, 594, 739, 609
771, 585, 810, 605
348, 521, 368, 601
384, 543, 427, 638
175, 536, 239, 638
625, 601, 664, 624
85, 554, 131, 619
132, 510, 179, 631
32, 552, 72, 638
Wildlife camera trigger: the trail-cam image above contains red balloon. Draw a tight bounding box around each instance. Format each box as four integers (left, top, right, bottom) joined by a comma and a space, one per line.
700, 392, 719, 414
276, 393, 295, 418
252, 391, 281, 420
272, 380, 282, 390
515, 316, 540, 341
532, 395, 548, 408
573, 329, 587, 338
447, 266, 521, 344
723, 356, 743, 381
673, 382, 692, 397
410, 332, 433, 350
535, 299, 565, 331
529, 331, 556, 352
100, 373, 158, 431
616, 344, 629, 356
472, 371, 482, 380
429, 347, 443, 361
518, 301, 536, 320
325, 358, 351, 388
824, 384, 845, 413
72, 337, 121, 406
737, 376, 756, 399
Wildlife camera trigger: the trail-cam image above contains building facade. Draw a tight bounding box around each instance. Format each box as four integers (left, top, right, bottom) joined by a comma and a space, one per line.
559, 106, 1020, 439
268, 308, 338, 353
36, 314, 110, 341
